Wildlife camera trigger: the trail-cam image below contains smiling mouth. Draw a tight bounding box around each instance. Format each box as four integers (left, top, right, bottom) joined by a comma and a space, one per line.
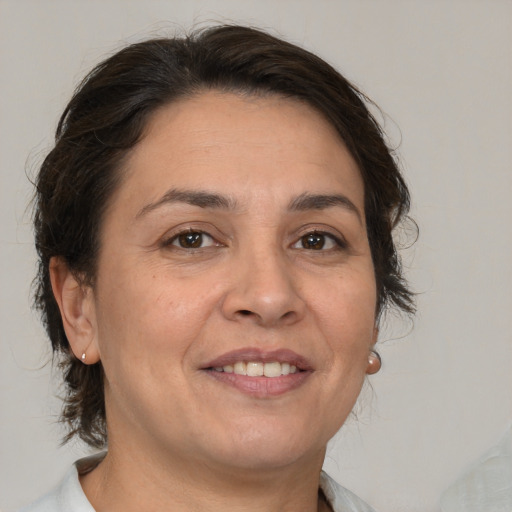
202, 349, 311, 397
209, 361, 299, 377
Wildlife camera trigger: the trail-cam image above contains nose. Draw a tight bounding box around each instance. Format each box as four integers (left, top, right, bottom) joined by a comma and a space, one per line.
221, 246, 306, 328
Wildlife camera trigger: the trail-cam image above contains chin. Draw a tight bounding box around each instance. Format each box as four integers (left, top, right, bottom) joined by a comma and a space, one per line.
205, 424, 325, 472
217, 446, 312, 472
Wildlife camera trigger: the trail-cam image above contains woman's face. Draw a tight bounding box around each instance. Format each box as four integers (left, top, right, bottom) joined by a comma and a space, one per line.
87, 92, 377, 471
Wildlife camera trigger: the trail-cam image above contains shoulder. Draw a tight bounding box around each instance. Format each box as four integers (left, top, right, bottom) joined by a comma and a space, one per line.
320, 471, 378, 512
18, 459, 97, 512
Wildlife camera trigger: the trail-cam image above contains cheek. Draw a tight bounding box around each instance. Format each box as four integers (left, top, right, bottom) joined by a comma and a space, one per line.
94, 263, 222, 362
93, 270, 209, 410
310, 267, 377, 393
315, 270, 377, 341
305, 275, 376, 441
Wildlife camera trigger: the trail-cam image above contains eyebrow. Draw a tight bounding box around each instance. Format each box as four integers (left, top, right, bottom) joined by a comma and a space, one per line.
136, 188, 237, 219
136, 188, 362, 223
288, 192, 362, 223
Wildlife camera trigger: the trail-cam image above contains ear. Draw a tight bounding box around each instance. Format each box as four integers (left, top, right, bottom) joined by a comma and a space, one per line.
371, 325, 379, 346
49, 257, 100, 365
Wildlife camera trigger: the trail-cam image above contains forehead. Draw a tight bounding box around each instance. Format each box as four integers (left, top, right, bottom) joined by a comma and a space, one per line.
141, 91, 348, 160
113, 91, 365, 215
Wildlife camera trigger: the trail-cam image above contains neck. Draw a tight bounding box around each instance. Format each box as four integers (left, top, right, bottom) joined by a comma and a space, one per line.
81, 439, 328, 512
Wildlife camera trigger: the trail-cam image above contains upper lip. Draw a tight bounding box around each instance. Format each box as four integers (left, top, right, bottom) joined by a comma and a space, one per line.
203, 348, 313, 371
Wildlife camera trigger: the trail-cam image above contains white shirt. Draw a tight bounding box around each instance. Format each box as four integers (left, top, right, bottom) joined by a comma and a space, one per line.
20, 455, 377, 512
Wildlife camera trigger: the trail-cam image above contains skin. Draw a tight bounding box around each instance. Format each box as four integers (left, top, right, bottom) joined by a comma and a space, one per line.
51, 91, 378, 512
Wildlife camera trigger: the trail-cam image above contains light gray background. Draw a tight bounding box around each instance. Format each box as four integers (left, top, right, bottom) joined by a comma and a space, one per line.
1, 1, 511, 511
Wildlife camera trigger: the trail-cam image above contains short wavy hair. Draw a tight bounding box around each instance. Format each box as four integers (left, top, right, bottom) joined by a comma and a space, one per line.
33, 25, 415, 448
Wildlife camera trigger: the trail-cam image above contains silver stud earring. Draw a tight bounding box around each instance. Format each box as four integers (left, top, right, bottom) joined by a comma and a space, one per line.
81, 352, 86, 362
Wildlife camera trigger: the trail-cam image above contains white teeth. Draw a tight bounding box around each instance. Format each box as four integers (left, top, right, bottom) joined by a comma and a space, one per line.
213, 361, 301, 377
233, 362, 247, 375
246, 362, 264, 376
263, 362, 282, 377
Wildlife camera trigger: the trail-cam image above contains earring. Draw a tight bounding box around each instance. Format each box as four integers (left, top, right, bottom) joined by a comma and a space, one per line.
81, 352, 86, 362
366, 349, 381, 375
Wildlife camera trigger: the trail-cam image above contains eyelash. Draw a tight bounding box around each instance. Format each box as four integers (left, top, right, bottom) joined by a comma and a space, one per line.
162, 228, 347, 252
292, 230, 347, 251
163, 229, 221, 250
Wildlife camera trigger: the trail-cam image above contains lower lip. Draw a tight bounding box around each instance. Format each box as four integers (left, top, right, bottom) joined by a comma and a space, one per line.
205, 369, 311, 397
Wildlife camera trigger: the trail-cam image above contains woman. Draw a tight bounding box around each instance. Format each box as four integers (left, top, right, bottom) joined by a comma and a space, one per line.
25, 25, 414, 512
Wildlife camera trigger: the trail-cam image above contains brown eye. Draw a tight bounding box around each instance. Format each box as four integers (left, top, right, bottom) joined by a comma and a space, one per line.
292, 231, 342, 251
301, 233, 325, 250
171, 232, 214, 249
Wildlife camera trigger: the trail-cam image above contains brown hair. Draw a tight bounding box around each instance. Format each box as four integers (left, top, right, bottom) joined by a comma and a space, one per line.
33, 25, 414, 448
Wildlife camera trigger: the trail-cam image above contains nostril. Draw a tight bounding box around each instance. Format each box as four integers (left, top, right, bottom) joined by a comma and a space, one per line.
238, 310, 252, 316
